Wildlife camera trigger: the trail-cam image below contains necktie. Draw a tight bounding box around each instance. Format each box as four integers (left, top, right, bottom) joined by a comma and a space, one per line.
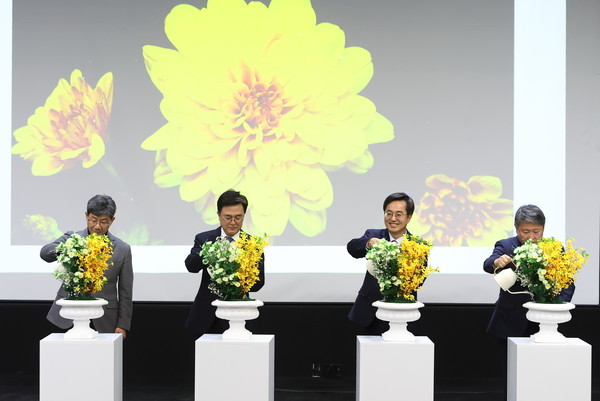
226, 236, 234, 242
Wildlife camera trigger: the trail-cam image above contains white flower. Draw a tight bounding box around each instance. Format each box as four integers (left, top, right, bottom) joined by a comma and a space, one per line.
537, 268, 551, 289
54, 263, 66, 275
366, 260, 377, 276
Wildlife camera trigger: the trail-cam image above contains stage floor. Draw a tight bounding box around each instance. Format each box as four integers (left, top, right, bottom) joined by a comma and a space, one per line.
0, 375, 600, 401
6, 375, 597, 401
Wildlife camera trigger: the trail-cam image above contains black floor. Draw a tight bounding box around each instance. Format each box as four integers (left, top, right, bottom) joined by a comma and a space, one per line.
0, 374, 533, 401
3, 374, 600, 400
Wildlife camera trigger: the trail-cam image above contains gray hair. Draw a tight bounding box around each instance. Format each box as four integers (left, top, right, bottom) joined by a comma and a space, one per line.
87, 194, 117, 218
514, 204, 545, 228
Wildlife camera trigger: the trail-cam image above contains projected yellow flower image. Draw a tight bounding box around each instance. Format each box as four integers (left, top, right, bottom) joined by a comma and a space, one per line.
410, 175, 513, 246
23, 215, 63, 241
142, 0, 393, 236
12, 69, 113, 176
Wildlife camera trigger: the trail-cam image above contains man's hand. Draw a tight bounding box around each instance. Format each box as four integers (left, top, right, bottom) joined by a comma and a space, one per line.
493, 254, 513, 272
115, 327, 127, 339
366, 238, 381, 249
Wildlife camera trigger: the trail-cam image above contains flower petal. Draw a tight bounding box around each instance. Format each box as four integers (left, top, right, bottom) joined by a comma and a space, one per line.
31, 155, 63, 176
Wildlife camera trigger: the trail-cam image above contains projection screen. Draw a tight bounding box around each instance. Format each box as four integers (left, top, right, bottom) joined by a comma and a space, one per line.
1, 0, 598, 304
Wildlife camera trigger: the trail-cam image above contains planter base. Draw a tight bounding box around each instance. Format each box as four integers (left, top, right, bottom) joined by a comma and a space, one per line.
56, 298, 108, 340
373, 301, 424, 342
523, 301, 575, 343
212, 299, 263, 340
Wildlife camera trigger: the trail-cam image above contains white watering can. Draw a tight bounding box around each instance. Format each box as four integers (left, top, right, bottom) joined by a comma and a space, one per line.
493, 265, 531, 295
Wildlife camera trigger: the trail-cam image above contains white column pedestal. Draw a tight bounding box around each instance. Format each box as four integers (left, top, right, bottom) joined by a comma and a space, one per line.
357, 335, 434, 401
195, 334, 274, 401
40, 333, 123, 401
508, 337, 591, 401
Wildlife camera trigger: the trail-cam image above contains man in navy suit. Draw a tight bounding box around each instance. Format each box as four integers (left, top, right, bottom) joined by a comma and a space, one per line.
483, 204, 574, 339
184, 190, 265, 338
347, 192, 415, 334
483, 204, 575, 392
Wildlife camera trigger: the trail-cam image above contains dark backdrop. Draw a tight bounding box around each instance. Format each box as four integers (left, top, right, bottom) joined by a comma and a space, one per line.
1, 302, 598, 385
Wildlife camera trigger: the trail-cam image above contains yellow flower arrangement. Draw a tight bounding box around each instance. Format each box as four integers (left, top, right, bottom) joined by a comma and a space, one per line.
142, 0, 393, 237
201, 233, 268, 300
366, 235, 439, 302
12, 69, 113, 176
410, 174, 513, 246
79, 234, 113, 294
514, 238, 589, 303
396, 237, 439, 301
234, 233, 268, 293
54, 233, 113, 299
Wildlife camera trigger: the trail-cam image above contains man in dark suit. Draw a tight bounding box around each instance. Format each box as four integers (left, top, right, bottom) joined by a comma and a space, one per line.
184, 190, 265, 338
483, 204, 574, 339
483, 204, 575, 392
41, 194, 133, 338
347, 192, 415, 334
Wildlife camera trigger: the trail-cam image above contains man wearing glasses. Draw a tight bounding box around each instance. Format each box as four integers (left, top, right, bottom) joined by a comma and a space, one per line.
184, 189, 265, 338
347, 192, 415, 334
41, 194, 133, 338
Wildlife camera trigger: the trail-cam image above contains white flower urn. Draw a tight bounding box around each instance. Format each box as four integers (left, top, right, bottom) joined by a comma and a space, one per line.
373, 300, 424, 342
523, 301, 575, 343
56, 298, 108, 340
212, 299, 263, 340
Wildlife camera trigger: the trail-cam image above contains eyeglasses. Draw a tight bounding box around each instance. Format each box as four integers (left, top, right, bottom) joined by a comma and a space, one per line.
87, 218, 112, 227
384, 211, 407, 219
220, 214, 244, 223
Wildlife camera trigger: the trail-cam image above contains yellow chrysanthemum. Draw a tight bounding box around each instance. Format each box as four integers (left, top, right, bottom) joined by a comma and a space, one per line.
142, 0, 393, 236
12, 69, 113, 176
410, 174, 513, 246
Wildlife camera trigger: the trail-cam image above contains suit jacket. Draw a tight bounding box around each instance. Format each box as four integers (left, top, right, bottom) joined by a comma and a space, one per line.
347, 228, 413, 327
184, 227, 266, 336
41, 229, 134, 332
483, 236, 575, 339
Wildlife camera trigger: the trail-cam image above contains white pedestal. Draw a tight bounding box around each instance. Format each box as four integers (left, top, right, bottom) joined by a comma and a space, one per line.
195, 334, 274, 401
40, 333, 123, 401
357, 336, 434, 401
508, 337, 591, 401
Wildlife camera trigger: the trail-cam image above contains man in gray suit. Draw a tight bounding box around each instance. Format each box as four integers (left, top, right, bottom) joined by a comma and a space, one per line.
41, 194, 134, 338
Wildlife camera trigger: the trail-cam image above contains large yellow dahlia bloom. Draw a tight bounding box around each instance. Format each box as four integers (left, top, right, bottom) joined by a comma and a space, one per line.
142, 0, 393, 236
12, 69, 113, 176
410, 174, 513, 246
